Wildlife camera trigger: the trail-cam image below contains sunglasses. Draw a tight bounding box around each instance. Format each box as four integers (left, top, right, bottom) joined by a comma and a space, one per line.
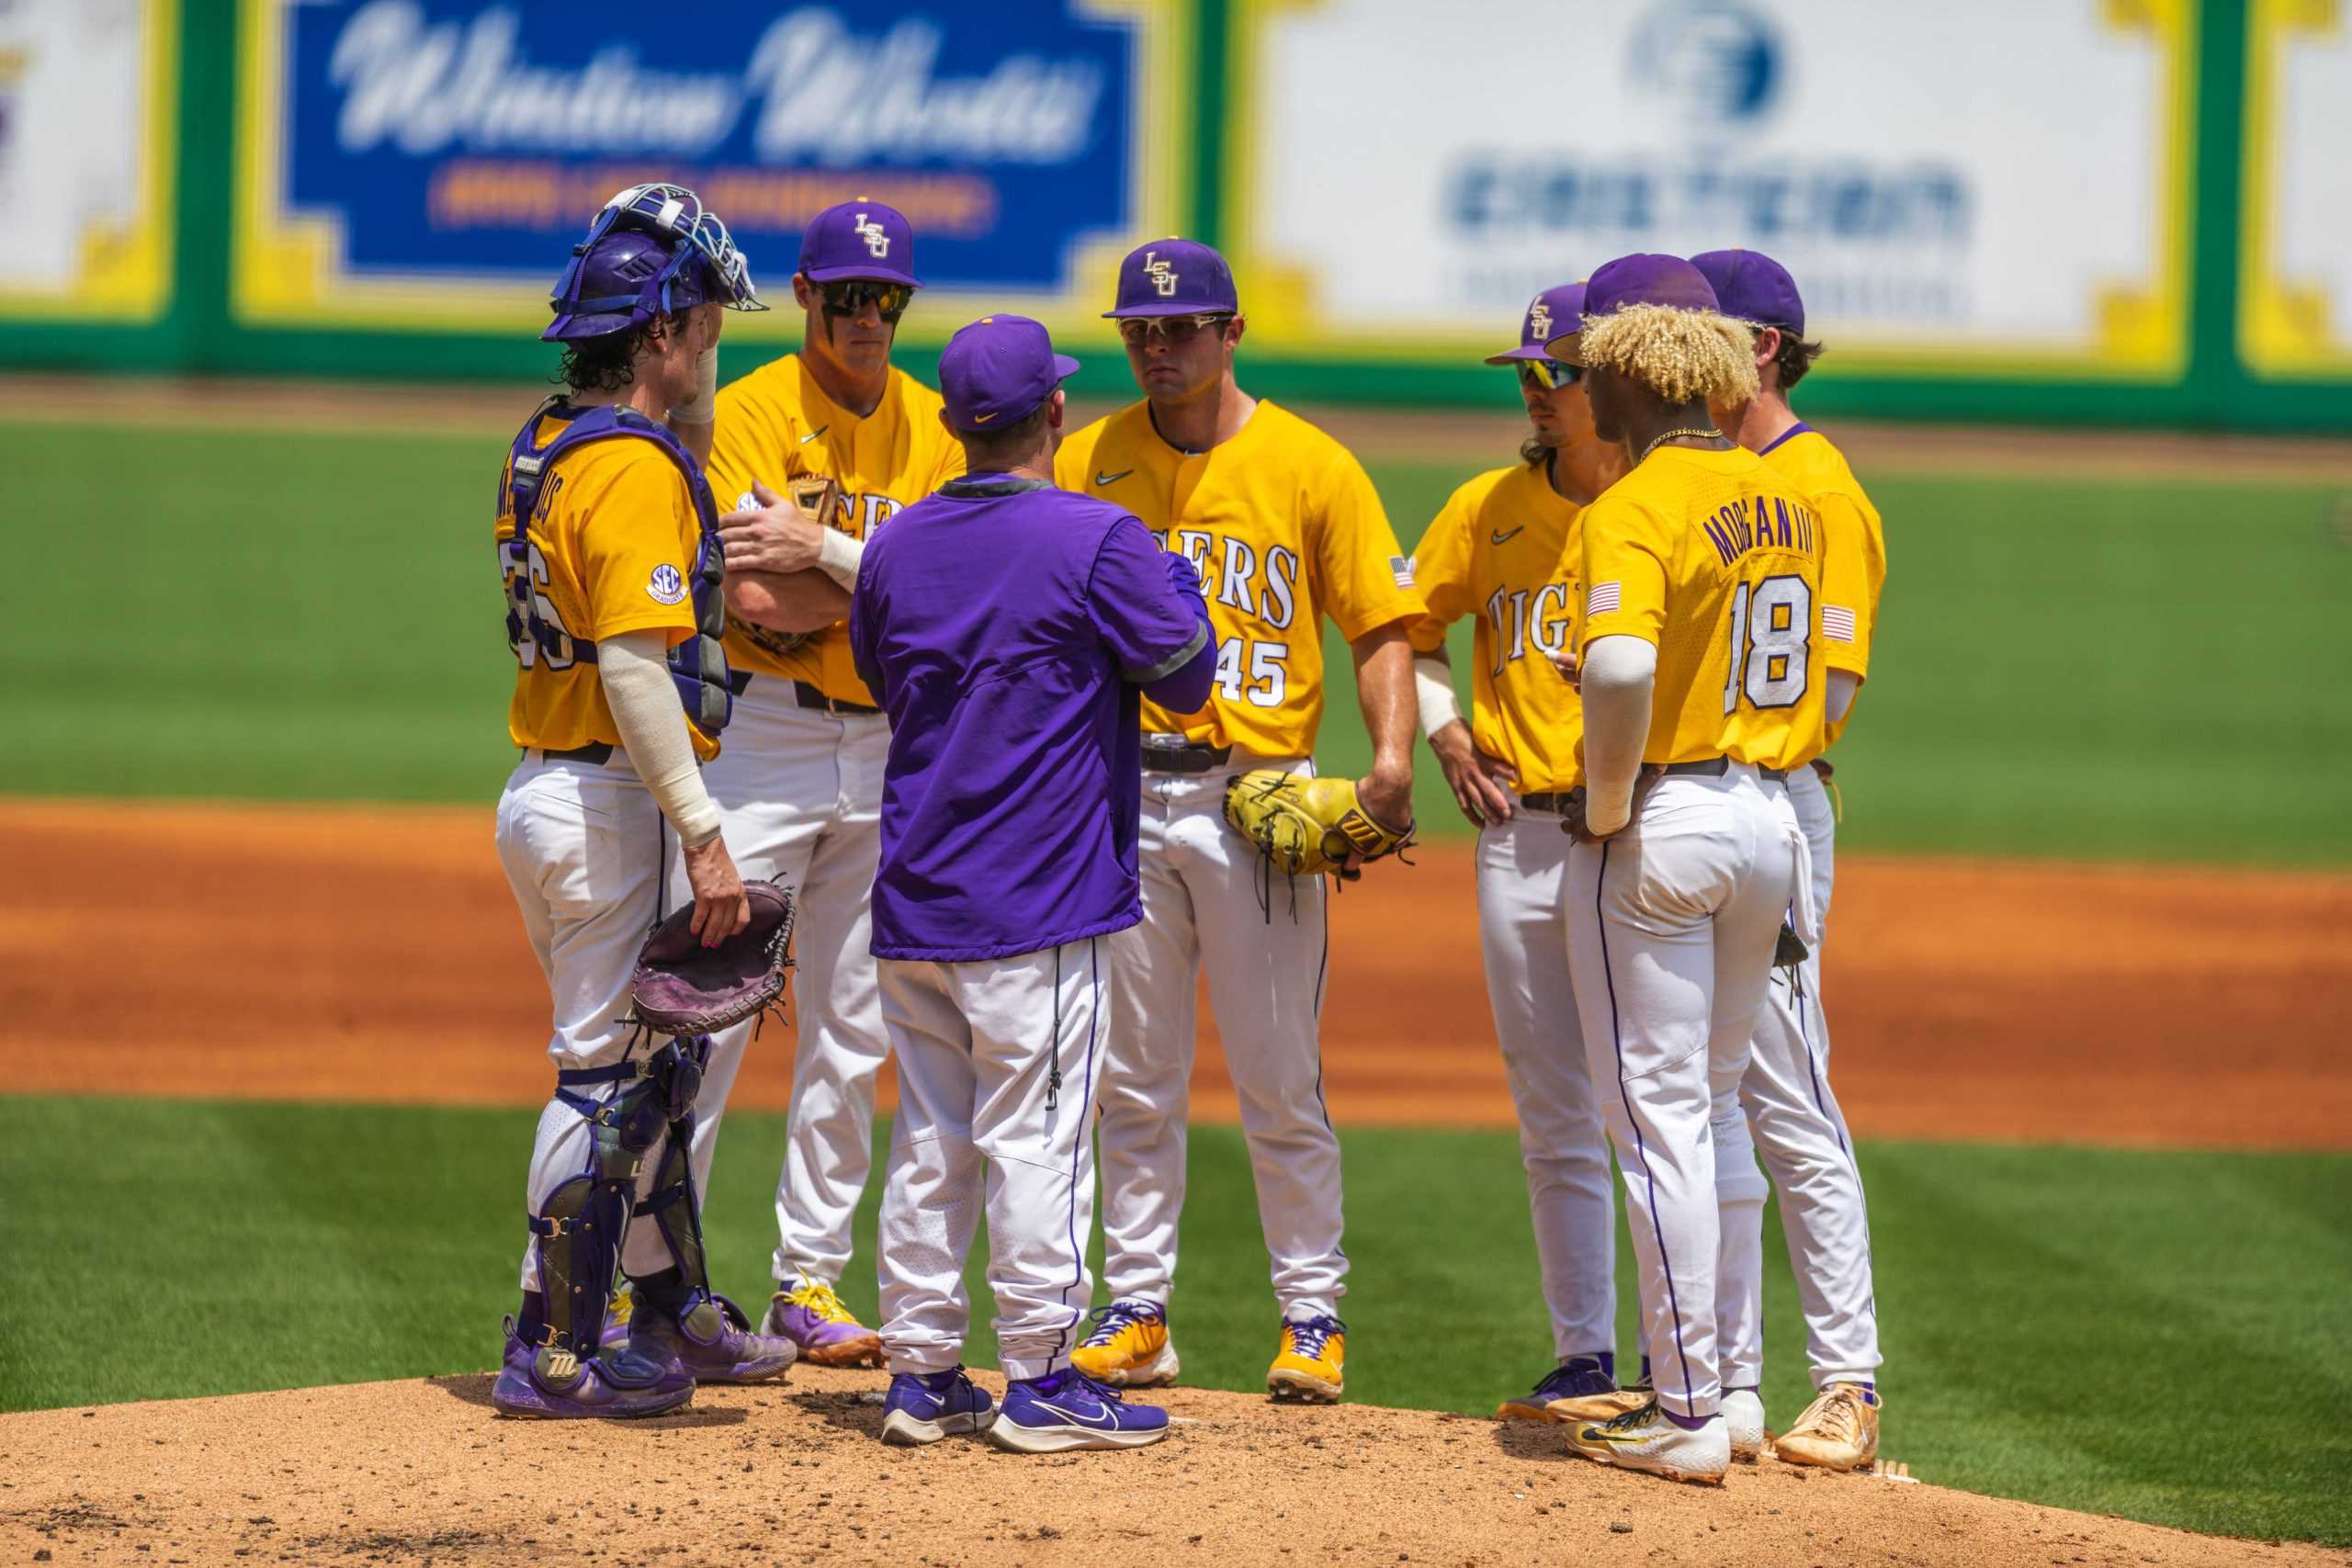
819, 280, 912, 321
1519, 359, 1583, 391
1117, 313, 1235, 348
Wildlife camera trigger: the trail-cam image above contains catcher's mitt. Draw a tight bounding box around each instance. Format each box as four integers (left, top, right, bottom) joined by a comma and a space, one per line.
724, 475, 843, 661
629, 879, 796, 1035
1222, 769, 1413, 880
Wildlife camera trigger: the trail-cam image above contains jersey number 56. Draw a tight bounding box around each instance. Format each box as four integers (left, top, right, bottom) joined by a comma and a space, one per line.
499, 539, 582, 671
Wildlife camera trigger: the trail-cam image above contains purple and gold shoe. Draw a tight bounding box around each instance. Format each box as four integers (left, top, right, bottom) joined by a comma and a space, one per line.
762, 1276, 885, 1369
490, 1320, 695, 1420
629, 1292, 797, 1383
1497, 1352, 1645, 1424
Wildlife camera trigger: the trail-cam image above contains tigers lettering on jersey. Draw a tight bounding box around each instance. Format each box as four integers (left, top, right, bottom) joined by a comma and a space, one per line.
495, 409, 718, 761
1410, 462, 1587, 793
1575, 445, 1826, 772
1056, 400, 1422, 758
1758, 424, 1885, 748
706, 356, 965, 703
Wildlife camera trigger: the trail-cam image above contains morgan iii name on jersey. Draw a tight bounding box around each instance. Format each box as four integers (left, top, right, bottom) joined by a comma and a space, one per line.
1574, 445, 1827, 773
496, 408, 719, 761
705, 356, 966, 705
1410, 461, 1587, 794
1758, 423, 1886, 749
1057, 400, 1423, 759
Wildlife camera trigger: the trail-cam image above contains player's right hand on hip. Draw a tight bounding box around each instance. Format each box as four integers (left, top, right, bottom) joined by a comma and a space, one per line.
1429, 719, 1516, 827
683, 836, 753, 947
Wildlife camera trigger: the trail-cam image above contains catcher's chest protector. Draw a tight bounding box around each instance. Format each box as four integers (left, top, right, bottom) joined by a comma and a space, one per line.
503, 398, 734, 738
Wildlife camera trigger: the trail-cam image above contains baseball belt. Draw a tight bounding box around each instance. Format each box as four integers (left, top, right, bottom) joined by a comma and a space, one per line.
724, 670, 880, 716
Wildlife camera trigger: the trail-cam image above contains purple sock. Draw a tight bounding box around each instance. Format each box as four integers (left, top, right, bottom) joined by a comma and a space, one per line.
1663, 1406, 1713, 1432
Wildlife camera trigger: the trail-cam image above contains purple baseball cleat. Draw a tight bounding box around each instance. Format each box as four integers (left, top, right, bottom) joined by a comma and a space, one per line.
880, 1367, 997, 1446
987, 1367, 1170, 1453
490, 1318, 695, 1420
627, 1292, 797, 1383
762, 1276, 886, 1368
1497, 1352, 1645, 1424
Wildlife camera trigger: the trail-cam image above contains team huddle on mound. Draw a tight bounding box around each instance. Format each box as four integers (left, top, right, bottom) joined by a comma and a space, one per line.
486, 183, 1887, 1483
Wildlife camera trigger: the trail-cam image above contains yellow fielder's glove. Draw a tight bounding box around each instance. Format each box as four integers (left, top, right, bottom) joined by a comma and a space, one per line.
723, 475, 843, 661
1222, 769, 1414, 881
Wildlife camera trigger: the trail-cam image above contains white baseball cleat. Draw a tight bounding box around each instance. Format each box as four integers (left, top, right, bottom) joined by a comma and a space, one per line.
1722, 1387, 1768, 1462
1774, 1382, 1882, 1471
1562, 1399, 1730, 1486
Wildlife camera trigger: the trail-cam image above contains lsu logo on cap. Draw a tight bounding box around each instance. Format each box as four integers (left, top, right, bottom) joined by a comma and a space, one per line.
854, 212, 889, 257
1144, 250, 1178, 298
1528, 299, 1554, 339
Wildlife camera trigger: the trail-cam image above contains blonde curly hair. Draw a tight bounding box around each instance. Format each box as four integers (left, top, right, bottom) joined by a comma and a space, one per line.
1577, 303, 1758, 407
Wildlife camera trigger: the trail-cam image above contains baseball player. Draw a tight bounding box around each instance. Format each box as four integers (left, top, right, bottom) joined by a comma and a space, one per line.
852, 314, 1216, 1453
1539, 254, 1824, 1484
1057, 238, 1424, 1404
490, 185, 802, 1420
1690, 248, 1889, 1470
1409, 282, 1639, 1425
667, 199, 966, 1368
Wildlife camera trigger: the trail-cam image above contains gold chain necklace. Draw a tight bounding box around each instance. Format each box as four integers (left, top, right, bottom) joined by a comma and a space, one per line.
1636, 427, 1728, 466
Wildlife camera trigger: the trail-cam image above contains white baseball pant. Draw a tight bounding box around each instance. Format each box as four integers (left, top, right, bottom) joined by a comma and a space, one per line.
1098, 760, 1347, 1322
876, 938, 1107, 1381
674, 678, 891, 1289
493, 750, 695, 1286
1566, 763, 1804, 1421
1717, 762, 1882, 1392
1475, 807, 1616, 1361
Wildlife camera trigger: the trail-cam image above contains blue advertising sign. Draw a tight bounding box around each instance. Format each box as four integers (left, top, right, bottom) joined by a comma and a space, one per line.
234, 0, 1187, 333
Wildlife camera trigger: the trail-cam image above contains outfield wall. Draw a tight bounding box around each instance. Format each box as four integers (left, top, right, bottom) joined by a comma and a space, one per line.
5, 0, 2349, 430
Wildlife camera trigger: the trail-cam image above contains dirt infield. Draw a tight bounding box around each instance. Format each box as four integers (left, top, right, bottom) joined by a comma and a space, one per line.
1, 1365, 2342, 1568
5, 797, 2347, 1148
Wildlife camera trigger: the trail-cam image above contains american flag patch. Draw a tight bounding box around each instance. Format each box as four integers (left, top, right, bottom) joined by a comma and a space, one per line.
1586, 581, 1622, 616
1823, 604, 1857, 644
1390, 555, 1416, 589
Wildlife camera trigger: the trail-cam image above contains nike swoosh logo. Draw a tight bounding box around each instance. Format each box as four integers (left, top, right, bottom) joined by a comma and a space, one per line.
1033, 1398, 1116, 1427
971, 411, 998, 423
798, 426, 829, 445
1094, 468, 1134, 486
1491, 525, 1526, 545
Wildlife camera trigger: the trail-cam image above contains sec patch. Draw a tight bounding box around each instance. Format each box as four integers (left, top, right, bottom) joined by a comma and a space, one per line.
646, 564, 687, 605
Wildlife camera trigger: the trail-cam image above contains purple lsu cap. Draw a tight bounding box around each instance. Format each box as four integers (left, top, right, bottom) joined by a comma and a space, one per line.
1544, 253, 1721, 360
937, 315, 1080, 433
798, 199, 921, 288
1689, 249, 1804, 335
1104, 237, 1238, 319
1487, 282, 1588, 366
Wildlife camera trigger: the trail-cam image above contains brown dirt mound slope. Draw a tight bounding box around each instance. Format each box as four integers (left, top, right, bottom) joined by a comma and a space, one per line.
5, 798, 2349, 1148
1, 1366, 2340, 1568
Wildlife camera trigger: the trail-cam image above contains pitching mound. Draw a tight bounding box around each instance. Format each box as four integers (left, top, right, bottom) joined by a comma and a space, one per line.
2, 1369, 2337, 1568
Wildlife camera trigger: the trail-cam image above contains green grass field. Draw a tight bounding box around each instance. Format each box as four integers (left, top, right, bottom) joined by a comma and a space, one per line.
3, 1096, 2346, 1546
10, 420, 2351, 863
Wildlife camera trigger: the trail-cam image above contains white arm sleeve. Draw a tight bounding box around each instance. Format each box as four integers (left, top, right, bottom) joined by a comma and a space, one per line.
1413, 651, 1463, 739
816, 526, 865, 592
1579, 635, 1657, 835
601, 629, 724, 849
1826, 667, 1860, 725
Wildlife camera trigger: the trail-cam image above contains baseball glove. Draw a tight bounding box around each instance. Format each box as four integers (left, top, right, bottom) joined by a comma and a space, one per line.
629, 879, 796, 1035
723, 475, 843, 661
1223, 769, 1413, 880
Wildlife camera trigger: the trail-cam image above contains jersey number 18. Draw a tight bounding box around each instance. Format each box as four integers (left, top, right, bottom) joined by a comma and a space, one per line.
1722, 574, 1811, 713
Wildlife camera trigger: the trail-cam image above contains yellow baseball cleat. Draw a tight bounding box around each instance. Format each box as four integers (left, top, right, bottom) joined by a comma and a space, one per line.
761, 1274, 885, 1369
1267, 1314, 1346, 1403
1070, 1299, 1182, 1386
1772, 1382, 1881, 1471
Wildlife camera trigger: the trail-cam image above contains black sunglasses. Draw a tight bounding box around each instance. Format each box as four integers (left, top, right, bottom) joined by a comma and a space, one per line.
1519, 359, 1583, 391
819, 280, 912, 321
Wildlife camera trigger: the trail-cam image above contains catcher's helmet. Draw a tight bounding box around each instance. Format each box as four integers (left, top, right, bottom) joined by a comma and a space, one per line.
544, 183, 767, 342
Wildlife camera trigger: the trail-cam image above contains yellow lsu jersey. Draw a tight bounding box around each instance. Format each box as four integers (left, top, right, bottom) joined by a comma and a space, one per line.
1409, 461, 1585, 793
1057, 400, 1424, 758
1576, 445, 1826, 772
1759, 423, 1885, 748
497, 411, 717, 761
706, 356, 966, 704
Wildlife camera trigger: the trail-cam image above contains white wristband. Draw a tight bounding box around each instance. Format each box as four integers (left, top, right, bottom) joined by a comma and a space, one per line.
816, 526, 865, 592
1413, 652, 1463, 739
669, 346, 718, 425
